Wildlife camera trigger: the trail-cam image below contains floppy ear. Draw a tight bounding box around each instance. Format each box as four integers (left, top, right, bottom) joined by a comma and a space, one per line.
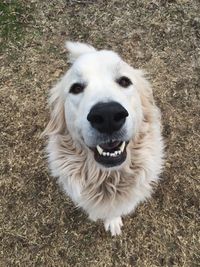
135, 70, 154, 104
42, 81, 66, 136
134, 70, 160, 123
66, 41, 96, 63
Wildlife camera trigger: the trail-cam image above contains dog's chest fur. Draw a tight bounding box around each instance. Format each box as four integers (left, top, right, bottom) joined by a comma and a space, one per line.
47, 118, 163, 220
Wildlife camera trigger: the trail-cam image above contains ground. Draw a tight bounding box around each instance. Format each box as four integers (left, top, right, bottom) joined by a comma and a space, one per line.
0, 0, 199, 266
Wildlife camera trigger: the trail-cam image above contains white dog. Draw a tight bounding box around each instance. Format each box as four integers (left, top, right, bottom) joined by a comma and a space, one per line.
43, 41, 164, 236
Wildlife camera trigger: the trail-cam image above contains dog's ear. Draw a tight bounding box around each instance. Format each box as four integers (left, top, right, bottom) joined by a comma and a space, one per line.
42, 81, 65, 136
134, 70, 160, 123
66, 41, 96, 63
134, 70, 154, 104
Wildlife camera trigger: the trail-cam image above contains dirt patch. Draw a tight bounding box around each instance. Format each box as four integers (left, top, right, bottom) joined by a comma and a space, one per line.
1, 0, 199, 266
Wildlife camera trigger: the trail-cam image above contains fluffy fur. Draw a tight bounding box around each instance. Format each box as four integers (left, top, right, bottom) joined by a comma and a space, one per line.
43, 41, 164, 235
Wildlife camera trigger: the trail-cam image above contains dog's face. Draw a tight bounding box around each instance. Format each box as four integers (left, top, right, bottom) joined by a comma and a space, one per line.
48, 42, 150, 169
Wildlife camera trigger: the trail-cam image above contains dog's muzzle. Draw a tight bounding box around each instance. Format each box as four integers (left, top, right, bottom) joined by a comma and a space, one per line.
87, 101, 129, 167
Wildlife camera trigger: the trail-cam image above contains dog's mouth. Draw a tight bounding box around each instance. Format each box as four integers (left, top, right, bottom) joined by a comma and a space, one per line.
90, 140, 129, 167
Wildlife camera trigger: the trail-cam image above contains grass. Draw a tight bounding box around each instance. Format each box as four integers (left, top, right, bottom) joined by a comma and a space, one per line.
0, 1, 24, 40
0, 1, 35, 53
0, 0, 199, 266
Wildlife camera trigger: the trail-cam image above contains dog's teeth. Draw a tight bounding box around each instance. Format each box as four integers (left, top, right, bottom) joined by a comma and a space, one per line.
97, 145, 103, 155
120, 141, 125, 152
100, 147, 124, 157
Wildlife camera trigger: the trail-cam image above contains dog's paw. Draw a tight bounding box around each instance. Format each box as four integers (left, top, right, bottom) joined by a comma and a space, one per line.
104, 217, 123, 236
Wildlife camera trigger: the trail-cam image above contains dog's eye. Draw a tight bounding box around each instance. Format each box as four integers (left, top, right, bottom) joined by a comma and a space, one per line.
69, 83, 85, 94
117, 76, 132, 88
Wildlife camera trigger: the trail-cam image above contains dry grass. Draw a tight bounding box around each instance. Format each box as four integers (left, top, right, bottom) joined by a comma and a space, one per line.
1, 0, 200, 266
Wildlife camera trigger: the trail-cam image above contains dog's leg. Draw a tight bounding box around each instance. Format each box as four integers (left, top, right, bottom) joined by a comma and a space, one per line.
104, 217, 123, 236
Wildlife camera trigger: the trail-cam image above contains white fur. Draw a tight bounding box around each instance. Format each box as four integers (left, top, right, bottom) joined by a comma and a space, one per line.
104, 217, 123, 236
44, 41, 164, 236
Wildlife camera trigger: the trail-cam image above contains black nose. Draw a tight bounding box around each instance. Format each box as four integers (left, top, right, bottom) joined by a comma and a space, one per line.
87, 101, 129, 134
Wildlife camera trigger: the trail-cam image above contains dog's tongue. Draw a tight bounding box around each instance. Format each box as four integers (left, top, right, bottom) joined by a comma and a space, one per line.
100, 141, 121, 150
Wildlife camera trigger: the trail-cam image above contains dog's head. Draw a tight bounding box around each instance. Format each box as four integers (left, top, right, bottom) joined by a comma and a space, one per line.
44, 41, 154, 169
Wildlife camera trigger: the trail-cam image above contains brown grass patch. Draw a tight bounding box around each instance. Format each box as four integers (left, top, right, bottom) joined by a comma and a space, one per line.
1, 0, 199, 266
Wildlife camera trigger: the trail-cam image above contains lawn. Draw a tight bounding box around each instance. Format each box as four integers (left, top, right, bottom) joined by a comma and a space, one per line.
1, 0, 199, 266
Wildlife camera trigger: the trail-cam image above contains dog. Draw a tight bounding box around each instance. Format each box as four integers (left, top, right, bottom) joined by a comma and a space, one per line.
43, 41, 164, 236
